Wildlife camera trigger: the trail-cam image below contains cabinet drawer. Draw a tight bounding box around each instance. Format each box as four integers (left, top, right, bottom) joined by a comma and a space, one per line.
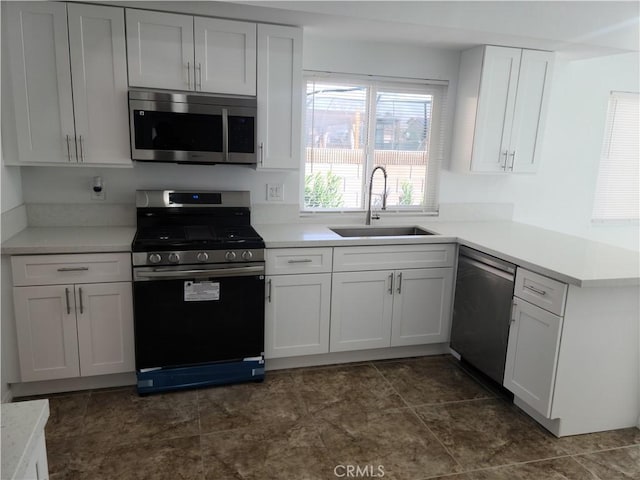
266, 248, 332, 275
333, 244, 455, 272
514, 268, 567, 316
12, 253, 131, 286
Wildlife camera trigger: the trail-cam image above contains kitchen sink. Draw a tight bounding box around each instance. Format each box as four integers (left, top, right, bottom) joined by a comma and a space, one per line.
330, 226, 435, 237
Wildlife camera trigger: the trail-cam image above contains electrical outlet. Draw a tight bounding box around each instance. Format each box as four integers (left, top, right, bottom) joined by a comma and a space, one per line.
267, 183, 284, 202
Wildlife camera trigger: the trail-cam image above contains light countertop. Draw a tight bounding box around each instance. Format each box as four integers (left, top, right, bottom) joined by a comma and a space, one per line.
1, 399, 50, 480
255, 221, 640, 288
1, 226, 136, 255
1, 222, 637, 287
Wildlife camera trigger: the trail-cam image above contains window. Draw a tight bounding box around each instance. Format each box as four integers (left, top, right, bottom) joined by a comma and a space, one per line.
303, 73, 447, 213
592, 91, 639, 222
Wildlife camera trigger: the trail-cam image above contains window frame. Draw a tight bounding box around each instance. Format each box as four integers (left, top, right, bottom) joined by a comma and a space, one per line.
300, 71, 447, 215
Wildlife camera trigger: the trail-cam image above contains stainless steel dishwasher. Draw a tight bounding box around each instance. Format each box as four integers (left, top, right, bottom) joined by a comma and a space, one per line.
450, 246, 516, 384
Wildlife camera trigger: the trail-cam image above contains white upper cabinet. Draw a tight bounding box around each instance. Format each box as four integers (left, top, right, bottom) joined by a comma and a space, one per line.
451, 45, 553, 174
68, 4, 130, 165
126, 9, 194, 91
126, 9, 257, 95
195, 17, 256, 95
6, 2, 129, 165
7, 2, 75, 164
257, 24, 303, 169
508, 50, 554, 173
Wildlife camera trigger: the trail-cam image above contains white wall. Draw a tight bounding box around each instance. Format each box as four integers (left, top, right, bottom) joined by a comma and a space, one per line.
440, 52, 639, 251
20, 163, 298, 208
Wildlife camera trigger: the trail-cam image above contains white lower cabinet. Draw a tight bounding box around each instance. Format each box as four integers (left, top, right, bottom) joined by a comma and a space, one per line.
14, 285, 81, 381
503, 299, 563, 417
331, 267, 454, 352
75, 282, 135, 377
504, 267, 566, 418
330, 271, 394, 352
265, 273, 331, 358
264, 248, 333, 359
265, 244, 455, 357
12, 253, 134, 382
391, 267, 454, 347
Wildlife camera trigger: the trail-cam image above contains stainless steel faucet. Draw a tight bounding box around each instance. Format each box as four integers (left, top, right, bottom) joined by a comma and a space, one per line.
366, 166, 388, 225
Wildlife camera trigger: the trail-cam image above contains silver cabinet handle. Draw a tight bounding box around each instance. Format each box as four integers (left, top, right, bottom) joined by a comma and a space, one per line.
57, 267, 89, 272
524, 284, 547, 296
397, 272, 402, 294
78, 135, 84, 162
78, 287, 84, 314
501, 150, 508, 170
508, 151, 516, 171
287, 259, 312, 264
64, 288, 71, 315
198, 62, 202, 90
66, 135, 72, 161
260, 142, 264, 165
511, 300, 517, 323
187, 61, 191, 89
388, 273, 394, 294
267, 279, 272, 303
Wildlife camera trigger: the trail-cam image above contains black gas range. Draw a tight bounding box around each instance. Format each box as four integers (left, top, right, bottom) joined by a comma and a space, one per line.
131, 190, 265, 394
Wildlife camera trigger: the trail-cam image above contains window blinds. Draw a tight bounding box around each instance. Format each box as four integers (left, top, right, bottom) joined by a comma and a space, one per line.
592, 91, 640, 222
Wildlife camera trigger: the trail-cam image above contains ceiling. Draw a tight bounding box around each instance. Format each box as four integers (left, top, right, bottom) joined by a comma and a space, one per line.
228, 1, 640, 58
116, 1, 640, 58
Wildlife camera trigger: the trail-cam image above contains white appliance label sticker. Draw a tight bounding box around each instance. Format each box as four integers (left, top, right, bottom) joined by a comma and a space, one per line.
184, 281, 220, 301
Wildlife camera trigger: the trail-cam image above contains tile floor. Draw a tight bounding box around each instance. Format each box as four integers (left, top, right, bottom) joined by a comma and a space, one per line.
20, 356, 640, 479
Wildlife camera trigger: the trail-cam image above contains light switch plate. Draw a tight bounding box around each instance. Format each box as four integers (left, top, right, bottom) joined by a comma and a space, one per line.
267, 183, 284, 202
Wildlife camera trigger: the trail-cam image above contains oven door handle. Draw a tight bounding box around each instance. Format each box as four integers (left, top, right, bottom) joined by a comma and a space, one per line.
135, 265, 265, 280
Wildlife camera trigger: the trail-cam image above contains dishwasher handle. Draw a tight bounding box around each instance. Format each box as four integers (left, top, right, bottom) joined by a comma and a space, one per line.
458, 255, 515, 282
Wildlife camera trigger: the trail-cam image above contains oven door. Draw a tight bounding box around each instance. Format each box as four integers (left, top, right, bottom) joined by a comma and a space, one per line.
133, 264, 265, 370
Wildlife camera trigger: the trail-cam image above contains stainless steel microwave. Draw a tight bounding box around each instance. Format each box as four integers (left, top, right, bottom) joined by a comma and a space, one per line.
128, 90, 257, 165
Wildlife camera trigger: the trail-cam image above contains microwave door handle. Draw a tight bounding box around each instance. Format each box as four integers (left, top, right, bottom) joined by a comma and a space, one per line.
222, 108, 229, 162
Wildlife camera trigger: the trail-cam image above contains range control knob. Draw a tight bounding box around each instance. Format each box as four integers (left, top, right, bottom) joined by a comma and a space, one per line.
241, 250, 253, 261
225, 251, 237, 261
196, 252, 209, 262
148, 253, 162, 264
168, 252, 180, 263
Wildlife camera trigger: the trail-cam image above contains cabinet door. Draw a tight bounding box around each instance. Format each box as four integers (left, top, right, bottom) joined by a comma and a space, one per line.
257, 24, 302, 169
68, 4, 130, 165
509, 50, 553, 173
13, 285, 80, 381
75, 282, 135, 376
471, 46, 521, 172
6, 2, 76, 163
391, 268, 454, 347
126, 9, 194, 91
330, 271, 393, 352
194, 17, 256, 95
265, 274, 330, 358
503, 299, 562, 418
